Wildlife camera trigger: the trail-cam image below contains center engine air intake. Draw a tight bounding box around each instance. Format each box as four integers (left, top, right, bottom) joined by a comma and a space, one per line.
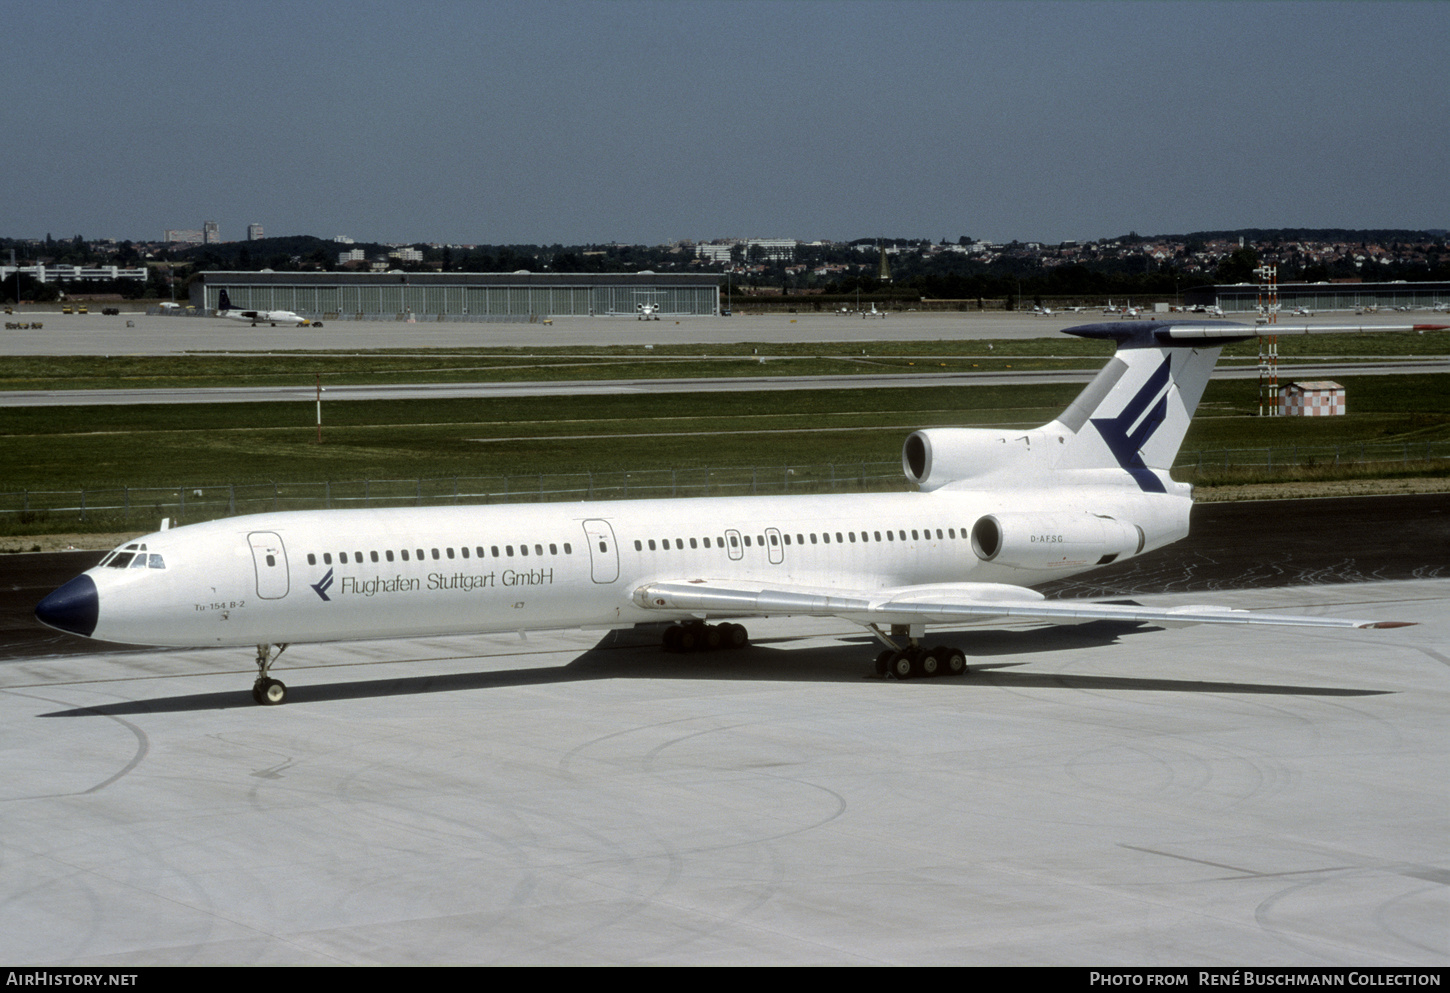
903, 428, 1057, 490
971, 513, 1145, 571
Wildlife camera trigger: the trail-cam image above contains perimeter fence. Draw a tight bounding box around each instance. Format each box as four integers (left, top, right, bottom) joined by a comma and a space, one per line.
3, 440, 1446, 530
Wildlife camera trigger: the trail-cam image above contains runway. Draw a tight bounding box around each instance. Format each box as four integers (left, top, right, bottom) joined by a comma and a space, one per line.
3, 308, 1445, 356
3, 360, 1444, 408
2, 495, 1445, 964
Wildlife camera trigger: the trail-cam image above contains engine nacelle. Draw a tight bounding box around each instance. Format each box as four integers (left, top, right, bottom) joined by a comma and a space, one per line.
970, 512, 1144, 571
904, 427, 1060, 491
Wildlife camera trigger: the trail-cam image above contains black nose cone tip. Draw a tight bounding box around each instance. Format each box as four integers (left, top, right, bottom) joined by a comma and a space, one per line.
36, 575, 99, 637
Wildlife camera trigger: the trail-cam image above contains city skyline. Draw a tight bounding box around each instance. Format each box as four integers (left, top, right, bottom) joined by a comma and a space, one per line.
4, 2, 1445, 247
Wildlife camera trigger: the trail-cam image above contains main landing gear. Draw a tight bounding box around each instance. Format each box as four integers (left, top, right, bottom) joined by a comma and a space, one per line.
251, 643, 290, 705
870, 624, 968, 680
661, 621, 749, 653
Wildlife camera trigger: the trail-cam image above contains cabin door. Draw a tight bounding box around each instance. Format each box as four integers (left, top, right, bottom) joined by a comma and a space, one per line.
581, 519, 619, 583
247, 531, 290, 599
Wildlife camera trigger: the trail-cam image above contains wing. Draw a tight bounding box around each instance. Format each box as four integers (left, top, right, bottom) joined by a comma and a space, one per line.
632, 579, 1409, 631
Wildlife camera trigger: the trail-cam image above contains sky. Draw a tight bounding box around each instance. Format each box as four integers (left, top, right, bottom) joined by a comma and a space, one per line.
3, 0, 1445, 247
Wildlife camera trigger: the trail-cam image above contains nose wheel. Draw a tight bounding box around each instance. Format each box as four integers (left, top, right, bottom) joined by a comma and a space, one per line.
251, 643, 290, 705
252, 678, 287, 705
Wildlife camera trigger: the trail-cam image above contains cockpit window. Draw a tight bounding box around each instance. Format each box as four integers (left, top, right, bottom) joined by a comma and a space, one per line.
104, 542, 158, 570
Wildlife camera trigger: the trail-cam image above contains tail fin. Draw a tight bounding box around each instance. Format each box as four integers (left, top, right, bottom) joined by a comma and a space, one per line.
904, 321, 1254, 492
217, 289, 234, 311
1049, 321, 1254, 491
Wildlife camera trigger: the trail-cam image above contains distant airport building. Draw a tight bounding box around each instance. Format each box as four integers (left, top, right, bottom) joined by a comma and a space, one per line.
1184, 280, 1450, 313
2, 264, 147, 284
191, 271, 725, 317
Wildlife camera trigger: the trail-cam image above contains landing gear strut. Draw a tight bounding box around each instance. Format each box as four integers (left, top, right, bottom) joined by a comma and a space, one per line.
251, 643, 290, 705
870, 625, 967, 680
661, 621, 749, 654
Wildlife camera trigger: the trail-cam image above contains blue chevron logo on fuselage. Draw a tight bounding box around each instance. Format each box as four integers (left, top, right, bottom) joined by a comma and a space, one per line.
311, 567, 335, 601
1090, 355, 1171, 493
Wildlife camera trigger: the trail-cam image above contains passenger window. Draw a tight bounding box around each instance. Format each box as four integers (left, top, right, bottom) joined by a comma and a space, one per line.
770, 533, 779, 546
520, 545, 529, 556
371, 551, 379, 563
431, 549, 440, 560
401, 550, 409, 561
874, 531, 882, 541
324, 553, 333, 564
549, 543, 557, 555
535, 545, 543, 556
703, 537, 711, 548
446, 548, 455, 559
810, 534, 818, 544
386, 550, 395, 562
506, 546, 514, 556
338, 552, 348, 564
743, 535, 752, 547
635, 540, 643, 551
476, 547, 485, 558
265, 554, 275, 567
563, 543, 572, 554
461, 547, 469, 559
492, 546, 500, 557
308, 553, 317, 565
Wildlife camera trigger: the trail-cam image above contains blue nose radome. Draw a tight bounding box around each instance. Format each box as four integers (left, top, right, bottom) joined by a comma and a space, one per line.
35, 574, 99, 637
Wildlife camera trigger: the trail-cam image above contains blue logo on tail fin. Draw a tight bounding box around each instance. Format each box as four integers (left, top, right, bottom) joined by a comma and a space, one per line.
1090, 356, 1171, 493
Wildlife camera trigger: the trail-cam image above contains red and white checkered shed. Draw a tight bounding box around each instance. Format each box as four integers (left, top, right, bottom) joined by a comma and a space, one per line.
1279, 381, 1346, 416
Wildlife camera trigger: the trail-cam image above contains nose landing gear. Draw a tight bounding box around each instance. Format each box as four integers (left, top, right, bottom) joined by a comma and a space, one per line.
251, 643, 290, 705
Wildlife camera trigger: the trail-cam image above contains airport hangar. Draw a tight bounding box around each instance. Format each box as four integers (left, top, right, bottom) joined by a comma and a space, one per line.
189, 270, 725, 320
1185, 279, 1450, 313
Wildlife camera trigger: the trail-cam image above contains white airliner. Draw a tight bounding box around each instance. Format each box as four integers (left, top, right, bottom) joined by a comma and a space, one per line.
637, 303, 661, 320
862, 303, 887, 319
216, 289, 319, 327
37, 320, 1427, 705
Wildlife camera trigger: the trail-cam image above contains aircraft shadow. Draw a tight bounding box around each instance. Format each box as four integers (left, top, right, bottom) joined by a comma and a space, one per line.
38, 619, 1385, 717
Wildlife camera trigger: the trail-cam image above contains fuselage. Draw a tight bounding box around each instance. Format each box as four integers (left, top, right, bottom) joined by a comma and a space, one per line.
42, 483, 1190, 649
220, 308, 308, 326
